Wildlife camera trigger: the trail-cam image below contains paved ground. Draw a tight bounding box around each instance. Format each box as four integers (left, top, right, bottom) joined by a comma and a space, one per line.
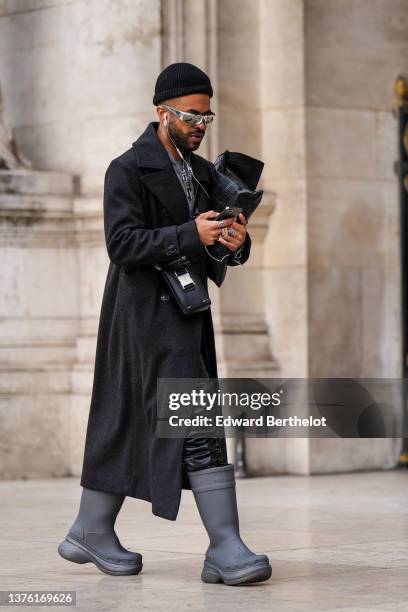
0, 470, 408, 611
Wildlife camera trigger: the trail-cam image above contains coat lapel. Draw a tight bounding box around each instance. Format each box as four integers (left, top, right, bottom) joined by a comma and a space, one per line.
190, 153, 213, 215
132, 122, 213, 225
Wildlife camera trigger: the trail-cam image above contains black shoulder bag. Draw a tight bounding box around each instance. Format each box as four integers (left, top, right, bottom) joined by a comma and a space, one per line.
154, 255, 211, 315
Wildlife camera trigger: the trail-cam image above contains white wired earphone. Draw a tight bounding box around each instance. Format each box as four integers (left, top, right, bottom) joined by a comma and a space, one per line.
163, 113, 241, 264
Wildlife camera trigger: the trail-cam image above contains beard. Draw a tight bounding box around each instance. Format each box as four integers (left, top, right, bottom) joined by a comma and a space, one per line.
167, 121, 203, 153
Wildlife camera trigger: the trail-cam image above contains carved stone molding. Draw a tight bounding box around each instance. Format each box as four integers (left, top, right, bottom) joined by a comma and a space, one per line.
247, 190, 276, 243
0, 171, 75, 248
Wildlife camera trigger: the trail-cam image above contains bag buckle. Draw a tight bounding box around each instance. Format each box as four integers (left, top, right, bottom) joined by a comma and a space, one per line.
175, 268, 195, 291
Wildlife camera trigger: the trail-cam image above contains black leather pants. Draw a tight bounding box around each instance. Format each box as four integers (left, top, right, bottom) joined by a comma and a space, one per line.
182, 352, 227, 473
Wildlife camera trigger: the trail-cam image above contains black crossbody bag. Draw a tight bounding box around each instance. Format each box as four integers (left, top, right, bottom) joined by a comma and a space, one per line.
153, 153, 212, 315
154, 255, 211, 315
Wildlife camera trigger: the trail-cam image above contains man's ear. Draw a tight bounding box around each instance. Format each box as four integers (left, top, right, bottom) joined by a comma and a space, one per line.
156, 106, 167, 127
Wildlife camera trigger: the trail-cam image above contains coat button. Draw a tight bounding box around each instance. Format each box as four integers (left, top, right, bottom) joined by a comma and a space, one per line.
168, 244, 177, 254
160, 293, 169, 302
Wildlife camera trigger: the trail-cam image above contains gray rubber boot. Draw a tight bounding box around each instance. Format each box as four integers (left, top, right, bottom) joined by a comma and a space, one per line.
188, 463, 272, 585
58, 488, 142, 576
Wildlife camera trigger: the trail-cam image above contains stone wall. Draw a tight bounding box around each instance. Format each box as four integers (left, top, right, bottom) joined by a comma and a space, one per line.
0, 169, 76, 478
0, 0, 404, 479
0, 0, 162, 477
0, 0, 160, 196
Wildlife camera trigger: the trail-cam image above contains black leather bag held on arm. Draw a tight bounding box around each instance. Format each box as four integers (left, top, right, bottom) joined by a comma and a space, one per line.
154, 255, 211, 315
212, 150, 264, 219
208, 150, 264, 262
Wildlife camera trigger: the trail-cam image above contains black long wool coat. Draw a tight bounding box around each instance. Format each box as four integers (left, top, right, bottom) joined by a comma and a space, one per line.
80, 121, 251, 520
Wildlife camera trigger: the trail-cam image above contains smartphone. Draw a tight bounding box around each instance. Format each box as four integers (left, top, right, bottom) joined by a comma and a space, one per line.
213, 207, 243, 221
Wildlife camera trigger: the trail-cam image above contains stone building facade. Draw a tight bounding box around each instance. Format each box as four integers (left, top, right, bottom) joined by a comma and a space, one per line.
0, 0, 405, 479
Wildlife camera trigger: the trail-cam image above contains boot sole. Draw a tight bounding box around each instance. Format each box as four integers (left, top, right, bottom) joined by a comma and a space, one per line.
58, 536, 143, 576
201, 559, 272, 586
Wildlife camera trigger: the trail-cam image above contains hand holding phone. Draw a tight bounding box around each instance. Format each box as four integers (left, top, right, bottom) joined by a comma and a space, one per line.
213, 206, 243, 221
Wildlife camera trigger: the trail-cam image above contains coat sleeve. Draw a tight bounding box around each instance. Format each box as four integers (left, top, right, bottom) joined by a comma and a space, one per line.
104, 159, 203, 267
226, 231, 251, 267
205, 231, 252, 287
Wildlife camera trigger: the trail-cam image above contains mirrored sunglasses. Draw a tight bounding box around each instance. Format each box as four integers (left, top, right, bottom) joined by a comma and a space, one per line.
160, 104, 215, 127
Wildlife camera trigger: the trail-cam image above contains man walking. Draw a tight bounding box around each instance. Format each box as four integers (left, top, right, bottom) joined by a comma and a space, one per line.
58, 62, 272, 586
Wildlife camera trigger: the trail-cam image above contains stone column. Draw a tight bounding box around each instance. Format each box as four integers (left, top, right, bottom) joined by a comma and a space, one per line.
214, 0, 277, 379
303, 0, 404, 471
253, 0, 404, 475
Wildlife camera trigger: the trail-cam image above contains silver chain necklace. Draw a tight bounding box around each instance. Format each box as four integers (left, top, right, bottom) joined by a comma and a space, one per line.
180, 152, 194, 203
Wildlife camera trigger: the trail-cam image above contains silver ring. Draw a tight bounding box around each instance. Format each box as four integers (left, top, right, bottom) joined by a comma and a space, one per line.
228, 228, 237, 238
218, 221, 224, 229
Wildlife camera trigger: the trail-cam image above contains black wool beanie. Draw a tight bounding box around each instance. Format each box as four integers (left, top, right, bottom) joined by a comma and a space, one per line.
153, 62, 213, 105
